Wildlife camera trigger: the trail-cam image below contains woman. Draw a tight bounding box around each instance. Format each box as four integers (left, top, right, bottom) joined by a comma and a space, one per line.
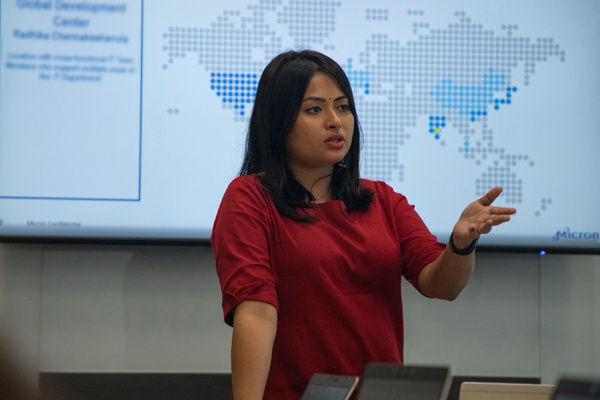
211, 50, 515, 400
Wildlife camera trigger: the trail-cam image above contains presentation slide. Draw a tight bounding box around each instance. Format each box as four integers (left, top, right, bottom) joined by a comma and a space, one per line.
1, 0, 598, 250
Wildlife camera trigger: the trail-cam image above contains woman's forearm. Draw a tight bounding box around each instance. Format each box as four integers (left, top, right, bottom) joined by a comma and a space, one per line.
418, 246, 475, 301
418, 186, 516, 300
231, 300, 278, 400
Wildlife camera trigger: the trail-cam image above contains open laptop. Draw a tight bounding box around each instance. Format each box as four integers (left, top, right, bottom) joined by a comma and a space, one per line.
300, 373, 360, 400
356, 363, 451, 400
552, 377, 600, 400
459, 382, 555, 400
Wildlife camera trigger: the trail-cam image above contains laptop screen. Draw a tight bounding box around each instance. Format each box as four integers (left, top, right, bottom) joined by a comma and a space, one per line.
553, 378, 600, 400
301, 374, 359, 400
356, 364, 450, 400
302, 385, 355, 400
358, 378, 445, 400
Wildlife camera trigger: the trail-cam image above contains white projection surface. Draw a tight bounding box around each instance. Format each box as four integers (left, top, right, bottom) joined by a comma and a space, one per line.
1, 0, 599, 250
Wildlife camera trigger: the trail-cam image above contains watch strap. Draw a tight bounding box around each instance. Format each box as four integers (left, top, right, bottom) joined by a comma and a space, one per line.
448, 233, 478, 255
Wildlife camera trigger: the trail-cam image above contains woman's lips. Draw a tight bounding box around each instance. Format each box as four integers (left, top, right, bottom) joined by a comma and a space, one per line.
324, 134, 345, 150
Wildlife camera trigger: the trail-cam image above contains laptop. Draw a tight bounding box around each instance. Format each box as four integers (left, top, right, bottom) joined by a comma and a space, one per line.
356, 363, 451, 400
459, 382, 555, 400
300, 373, 360, 400
552, 377, 600, 400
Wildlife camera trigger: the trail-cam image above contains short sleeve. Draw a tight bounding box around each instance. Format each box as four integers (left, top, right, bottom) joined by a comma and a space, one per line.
211, 176, 279, 326
389, 187, 445, 293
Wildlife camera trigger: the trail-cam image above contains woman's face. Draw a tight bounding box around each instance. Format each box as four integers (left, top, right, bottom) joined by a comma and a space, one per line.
285, 72, 354, 173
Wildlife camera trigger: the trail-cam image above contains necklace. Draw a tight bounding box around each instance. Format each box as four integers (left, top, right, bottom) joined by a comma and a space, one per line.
309, 177, 330, 202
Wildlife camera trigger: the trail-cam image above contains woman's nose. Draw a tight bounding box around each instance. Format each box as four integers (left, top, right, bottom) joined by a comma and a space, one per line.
326, 108, 343, 129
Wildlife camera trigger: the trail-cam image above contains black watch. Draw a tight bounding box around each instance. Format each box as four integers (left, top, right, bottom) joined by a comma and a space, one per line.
448, 233, 478, 255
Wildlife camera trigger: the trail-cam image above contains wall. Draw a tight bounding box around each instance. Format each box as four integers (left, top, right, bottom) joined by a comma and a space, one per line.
1, 243, 599, 390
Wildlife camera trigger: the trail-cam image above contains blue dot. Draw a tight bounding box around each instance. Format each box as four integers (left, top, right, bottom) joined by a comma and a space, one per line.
241, 111, 245, 115
365, 90, 369, 94
234, 105, 238, 109
483, 111, 487, 116
216, 92, 220, 96
211, 72, 215, 77
441, 116, 446, 120
500, 99, 506, 104
506, 99, 511, 104
494, 105, 499, 110
471, 117, 476, 122
512, 87, 517, 92
429, 116, 434, 120
435, 116, 440, 120
506, 93, 511, 98
441, 122, 446, 127
211, 86, 214, 90
429, 128, 434, 133
222, 98, 226, 103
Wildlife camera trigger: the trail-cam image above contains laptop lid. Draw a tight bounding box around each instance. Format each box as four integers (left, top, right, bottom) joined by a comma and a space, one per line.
300, 373, 360, 400
356, 363, 451, 400
459, 382, 554, 400
552, 377, 600, 400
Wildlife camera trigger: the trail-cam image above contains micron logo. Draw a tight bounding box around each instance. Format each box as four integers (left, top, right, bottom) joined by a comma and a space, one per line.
552, 227, 600, 241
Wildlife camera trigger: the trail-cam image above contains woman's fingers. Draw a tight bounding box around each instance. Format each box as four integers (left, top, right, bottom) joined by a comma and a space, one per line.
488, 206, 517, 215
479, 186, 503, 206
477, 215, 511, 235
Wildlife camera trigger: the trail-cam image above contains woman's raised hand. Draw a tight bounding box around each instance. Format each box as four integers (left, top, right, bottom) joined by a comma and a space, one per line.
452, 186, 517, 248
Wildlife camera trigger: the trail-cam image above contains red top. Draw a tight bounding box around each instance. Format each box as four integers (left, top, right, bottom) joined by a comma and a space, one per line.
211, 174, 445, 399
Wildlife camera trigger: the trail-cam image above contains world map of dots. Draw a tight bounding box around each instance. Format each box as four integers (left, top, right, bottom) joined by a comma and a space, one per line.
162, 0, 565, 211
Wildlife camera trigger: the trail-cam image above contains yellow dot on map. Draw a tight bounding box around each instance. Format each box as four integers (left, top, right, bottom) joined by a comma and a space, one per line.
435, 128, 440, 134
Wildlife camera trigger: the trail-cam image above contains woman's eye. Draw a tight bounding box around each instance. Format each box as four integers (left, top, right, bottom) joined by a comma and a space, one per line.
305, 106, 321, 113
339, 104, 350, 111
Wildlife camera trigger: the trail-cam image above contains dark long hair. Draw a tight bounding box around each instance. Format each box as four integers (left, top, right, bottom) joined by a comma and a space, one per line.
240, 50, 373, 221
